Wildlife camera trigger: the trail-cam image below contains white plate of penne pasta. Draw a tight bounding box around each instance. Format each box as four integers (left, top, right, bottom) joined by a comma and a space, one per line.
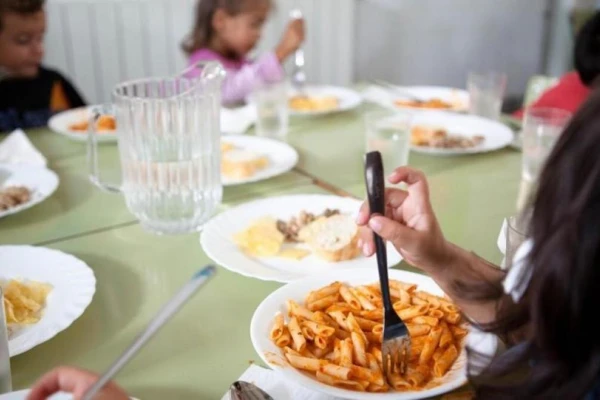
250, 268, 485, 399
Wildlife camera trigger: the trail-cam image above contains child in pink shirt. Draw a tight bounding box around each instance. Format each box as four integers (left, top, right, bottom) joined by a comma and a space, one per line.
182, 0, 304, 105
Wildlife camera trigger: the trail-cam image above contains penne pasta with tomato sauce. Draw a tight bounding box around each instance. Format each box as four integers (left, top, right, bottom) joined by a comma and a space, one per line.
268, 280, 467, 393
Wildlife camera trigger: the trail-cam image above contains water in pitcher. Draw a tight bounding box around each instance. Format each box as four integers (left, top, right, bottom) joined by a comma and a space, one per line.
122, 139, 222, 234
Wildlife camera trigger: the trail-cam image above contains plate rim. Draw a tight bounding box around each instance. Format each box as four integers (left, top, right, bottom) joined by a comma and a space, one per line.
408, 111, 514, 156
390, 86, 469, 113
0, 164, 60, 219
288, 85, 363, 117
221, 136, 299, 186
249, 268, 469, 400
200, 194, 402, 283
0, 390, 139, 400
48, 106, 117, 143
1, 245, 96, 357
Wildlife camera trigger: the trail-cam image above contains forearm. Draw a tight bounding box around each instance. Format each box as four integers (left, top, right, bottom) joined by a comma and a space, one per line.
426, 242, 506, 325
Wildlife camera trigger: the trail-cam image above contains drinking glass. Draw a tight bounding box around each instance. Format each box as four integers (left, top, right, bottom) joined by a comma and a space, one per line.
467, 71, 507, 120
88, 62, 225, 235
521, 107, 572, 182
505, 215, 528, 269
365, 110, 412, 186
253, 81, 289, 139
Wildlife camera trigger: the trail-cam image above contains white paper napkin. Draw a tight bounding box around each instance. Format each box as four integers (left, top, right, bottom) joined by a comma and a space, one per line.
221, 104, 256, 135
0, 129, 47, 167
361, 85, 396, 110
220, 364, 338, 400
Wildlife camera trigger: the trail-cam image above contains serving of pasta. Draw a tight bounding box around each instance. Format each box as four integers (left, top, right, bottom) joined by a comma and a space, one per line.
260, 275, 468, 396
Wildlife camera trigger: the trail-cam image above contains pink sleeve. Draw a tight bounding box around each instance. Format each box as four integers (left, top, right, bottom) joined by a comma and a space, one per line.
221, 52, 284, 105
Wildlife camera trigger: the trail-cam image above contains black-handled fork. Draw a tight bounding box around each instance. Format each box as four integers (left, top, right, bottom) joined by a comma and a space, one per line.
364, 151, 410, 379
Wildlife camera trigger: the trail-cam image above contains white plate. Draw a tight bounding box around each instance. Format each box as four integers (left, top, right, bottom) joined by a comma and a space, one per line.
0, 391, 72, 400
1, 246, 96, 357
221, 136, 298, 186
250, 268, 479, 400
289, 85, 363, 117
200, 195, 402, 283
409, 112, 514, 156
0, 164, 59, 219
48, 106, 117, 143
0, 391, 138, 400
392, 86, 469, 113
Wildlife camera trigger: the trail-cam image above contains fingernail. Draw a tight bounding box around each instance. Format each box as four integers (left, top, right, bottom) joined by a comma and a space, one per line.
362, 242, 371, 256
355, 212, 363, 224
357, 238, 363, 248
369, 218, 382, 232
388, 172, 398, 181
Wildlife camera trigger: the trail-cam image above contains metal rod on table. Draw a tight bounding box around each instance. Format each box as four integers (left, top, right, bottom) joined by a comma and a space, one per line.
81, 265, 217, 400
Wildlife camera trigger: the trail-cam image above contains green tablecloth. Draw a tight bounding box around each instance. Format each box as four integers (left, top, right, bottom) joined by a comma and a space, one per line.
2, 97, 523, 399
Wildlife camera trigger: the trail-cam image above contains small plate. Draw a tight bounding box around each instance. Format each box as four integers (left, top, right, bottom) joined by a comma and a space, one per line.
221, 136, 298, 186
0, 390, 138, 400
1, 245, 96, 357
48, 106, 117, 143
288, 85, 363, 117
200, 194, 402, 283
409, 111, 514, 156
390, 86, 469, 113
250, 268, 483, 399
0, 164, 59, 219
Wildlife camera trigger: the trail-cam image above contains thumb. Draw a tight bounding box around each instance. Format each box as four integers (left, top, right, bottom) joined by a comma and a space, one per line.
368, 215, 418, 248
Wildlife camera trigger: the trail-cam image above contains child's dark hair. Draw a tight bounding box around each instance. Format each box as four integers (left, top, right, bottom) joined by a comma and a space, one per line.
575, 10, 600, 86
0, 0, 45, 30
181, 0, 270, 55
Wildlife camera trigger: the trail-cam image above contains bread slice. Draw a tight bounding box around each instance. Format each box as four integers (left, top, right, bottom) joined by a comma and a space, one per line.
298, 214, 361, 262
221, 149, 269, 179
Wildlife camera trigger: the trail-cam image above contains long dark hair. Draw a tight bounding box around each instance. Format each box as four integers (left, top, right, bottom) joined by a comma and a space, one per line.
575, 10, 600, 86
181, 0, 270, 55
468, 89, 600, 399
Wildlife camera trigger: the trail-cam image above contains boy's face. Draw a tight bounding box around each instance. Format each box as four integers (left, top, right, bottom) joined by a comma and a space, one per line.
0, 9, 46, 78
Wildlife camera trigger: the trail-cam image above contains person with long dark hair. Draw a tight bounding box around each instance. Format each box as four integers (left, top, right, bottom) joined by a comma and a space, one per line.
356, 89, 600, 399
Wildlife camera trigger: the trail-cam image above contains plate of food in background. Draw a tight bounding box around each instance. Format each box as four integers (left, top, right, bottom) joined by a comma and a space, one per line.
0, 164, 59, 219
48, 106, 117, 142
200, 194, 401, 282
1, 245, 96, 356
288, 85, 362, 117
221, 136, 298, 186
409, 111, 514, 156
391, 86, 469, 113
250, 268, 480, 399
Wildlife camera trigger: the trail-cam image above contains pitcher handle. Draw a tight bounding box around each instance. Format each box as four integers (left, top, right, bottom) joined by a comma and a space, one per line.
87, 104, 121, 193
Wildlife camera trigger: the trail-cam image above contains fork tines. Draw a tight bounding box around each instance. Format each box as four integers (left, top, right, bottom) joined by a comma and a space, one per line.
382, 310, 411, 379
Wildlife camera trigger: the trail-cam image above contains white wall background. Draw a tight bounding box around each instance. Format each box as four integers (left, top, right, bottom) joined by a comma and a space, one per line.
44, 0, 588, 104
44, 0, 356, 104
355, 0, 550, 97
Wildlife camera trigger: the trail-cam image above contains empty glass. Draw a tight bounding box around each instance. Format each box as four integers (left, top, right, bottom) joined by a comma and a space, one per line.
521, 107, 572, 182
467, 71, 507, 121
253, 81, 289, 139
505, 215, 528, 269
88, 62, 225, 235
365, 110, 412, 186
